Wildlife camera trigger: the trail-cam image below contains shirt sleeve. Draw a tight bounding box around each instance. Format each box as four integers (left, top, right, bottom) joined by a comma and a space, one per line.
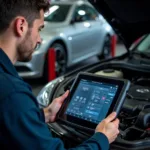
2, 92, 109, 150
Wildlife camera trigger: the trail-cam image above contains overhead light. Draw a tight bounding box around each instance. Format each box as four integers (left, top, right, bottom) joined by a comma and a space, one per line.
78, 10, 86, 16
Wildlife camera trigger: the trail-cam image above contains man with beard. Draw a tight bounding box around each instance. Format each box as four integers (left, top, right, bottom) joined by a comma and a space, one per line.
0, 0, 119, 149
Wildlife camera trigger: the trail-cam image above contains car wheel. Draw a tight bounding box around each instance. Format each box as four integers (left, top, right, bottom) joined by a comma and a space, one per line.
53, 43, 67, 76
43, 43, 67, 82
98, 35, 111, 59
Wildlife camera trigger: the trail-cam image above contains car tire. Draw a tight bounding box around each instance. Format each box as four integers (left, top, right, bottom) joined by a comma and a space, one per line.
43, 43, 67, 82
98, 35, 111, 59
53, 43, 67, 76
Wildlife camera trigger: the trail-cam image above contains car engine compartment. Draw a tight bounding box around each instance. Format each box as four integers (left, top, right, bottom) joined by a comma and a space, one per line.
48, 60, 150, 150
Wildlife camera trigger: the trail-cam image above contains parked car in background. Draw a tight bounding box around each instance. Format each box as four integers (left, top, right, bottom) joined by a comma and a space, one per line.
14, 0, 114, 81
37, 0, 150, 149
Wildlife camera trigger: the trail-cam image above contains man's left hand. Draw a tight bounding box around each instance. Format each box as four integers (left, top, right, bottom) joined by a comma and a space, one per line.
43, 90, 69, 123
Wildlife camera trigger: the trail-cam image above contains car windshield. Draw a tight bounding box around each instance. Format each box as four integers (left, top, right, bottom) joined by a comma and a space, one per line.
44, 4, 71, 22
136, 34, 150, 53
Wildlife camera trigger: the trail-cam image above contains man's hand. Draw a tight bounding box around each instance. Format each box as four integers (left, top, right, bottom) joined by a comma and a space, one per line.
95, 112, 120, 143
43, 90, 69, 123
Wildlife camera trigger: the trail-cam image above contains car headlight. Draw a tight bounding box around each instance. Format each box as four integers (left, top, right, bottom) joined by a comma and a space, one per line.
37, 76, 64, 108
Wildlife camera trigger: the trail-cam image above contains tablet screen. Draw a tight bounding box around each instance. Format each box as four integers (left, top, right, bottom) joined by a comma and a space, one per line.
58, 72, 130, 129
65, 79, 118, 124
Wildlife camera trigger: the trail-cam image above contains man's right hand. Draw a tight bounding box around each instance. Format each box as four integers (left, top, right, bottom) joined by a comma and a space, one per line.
95, 112, 120, 143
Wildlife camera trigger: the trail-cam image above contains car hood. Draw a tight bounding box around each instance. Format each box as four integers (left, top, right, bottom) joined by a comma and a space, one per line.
89, 0, 150, 49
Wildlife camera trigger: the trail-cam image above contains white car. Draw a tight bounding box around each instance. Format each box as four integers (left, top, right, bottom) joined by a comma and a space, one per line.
15, 0, 114, 81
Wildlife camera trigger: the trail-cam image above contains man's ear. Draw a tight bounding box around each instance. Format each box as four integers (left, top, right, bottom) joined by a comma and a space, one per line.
14, 17, 28, 37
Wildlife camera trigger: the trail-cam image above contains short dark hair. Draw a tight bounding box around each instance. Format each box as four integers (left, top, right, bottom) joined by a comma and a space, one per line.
0, 0, 50, 33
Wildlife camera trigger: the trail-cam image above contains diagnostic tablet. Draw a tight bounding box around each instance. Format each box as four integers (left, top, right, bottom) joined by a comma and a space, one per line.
57, 72, 130, 130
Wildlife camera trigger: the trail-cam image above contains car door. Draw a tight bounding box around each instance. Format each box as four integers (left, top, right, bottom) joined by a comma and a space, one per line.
83, 5, 104, 55
71, 4, 100, 61
69, 4, 96, 62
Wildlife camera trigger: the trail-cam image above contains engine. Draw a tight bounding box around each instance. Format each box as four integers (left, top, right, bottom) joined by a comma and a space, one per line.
92, 67, 150, 149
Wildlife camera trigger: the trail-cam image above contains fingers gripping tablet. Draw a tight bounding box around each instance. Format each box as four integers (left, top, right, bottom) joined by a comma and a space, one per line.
57, 72, 130, 130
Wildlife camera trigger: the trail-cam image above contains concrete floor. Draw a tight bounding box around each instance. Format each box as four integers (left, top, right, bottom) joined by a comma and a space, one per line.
25, 43, 127, 96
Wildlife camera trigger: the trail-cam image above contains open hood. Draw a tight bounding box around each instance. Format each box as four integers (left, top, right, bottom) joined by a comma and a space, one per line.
89, 0, 150, 49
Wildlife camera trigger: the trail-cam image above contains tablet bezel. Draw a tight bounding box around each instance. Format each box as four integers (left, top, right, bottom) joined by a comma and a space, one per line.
57, 72, 130, 129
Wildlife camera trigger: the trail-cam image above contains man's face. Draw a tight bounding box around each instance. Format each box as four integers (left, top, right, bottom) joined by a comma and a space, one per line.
17, 10, 44, 62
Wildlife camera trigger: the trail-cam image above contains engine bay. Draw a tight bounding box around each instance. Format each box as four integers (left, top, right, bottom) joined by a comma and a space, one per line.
48, 61, 150, 150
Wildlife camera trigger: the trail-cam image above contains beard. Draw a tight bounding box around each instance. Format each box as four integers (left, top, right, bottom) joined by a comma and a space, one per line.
17, 29, 36, 62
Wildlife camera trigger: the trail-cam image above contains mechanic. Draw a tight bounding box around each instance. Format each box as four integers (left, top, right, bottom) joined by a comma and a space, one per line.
0, 0, 119, 149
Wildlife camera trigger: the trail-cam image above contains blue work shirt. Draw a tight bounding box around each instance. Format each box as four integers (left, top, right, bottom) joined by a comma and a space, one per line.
0, 49, 109, 150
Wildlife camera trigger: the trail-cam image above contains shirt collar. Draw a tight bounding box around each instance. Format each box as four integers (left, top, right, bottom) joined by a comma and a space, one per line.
0, 48, 20, 78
